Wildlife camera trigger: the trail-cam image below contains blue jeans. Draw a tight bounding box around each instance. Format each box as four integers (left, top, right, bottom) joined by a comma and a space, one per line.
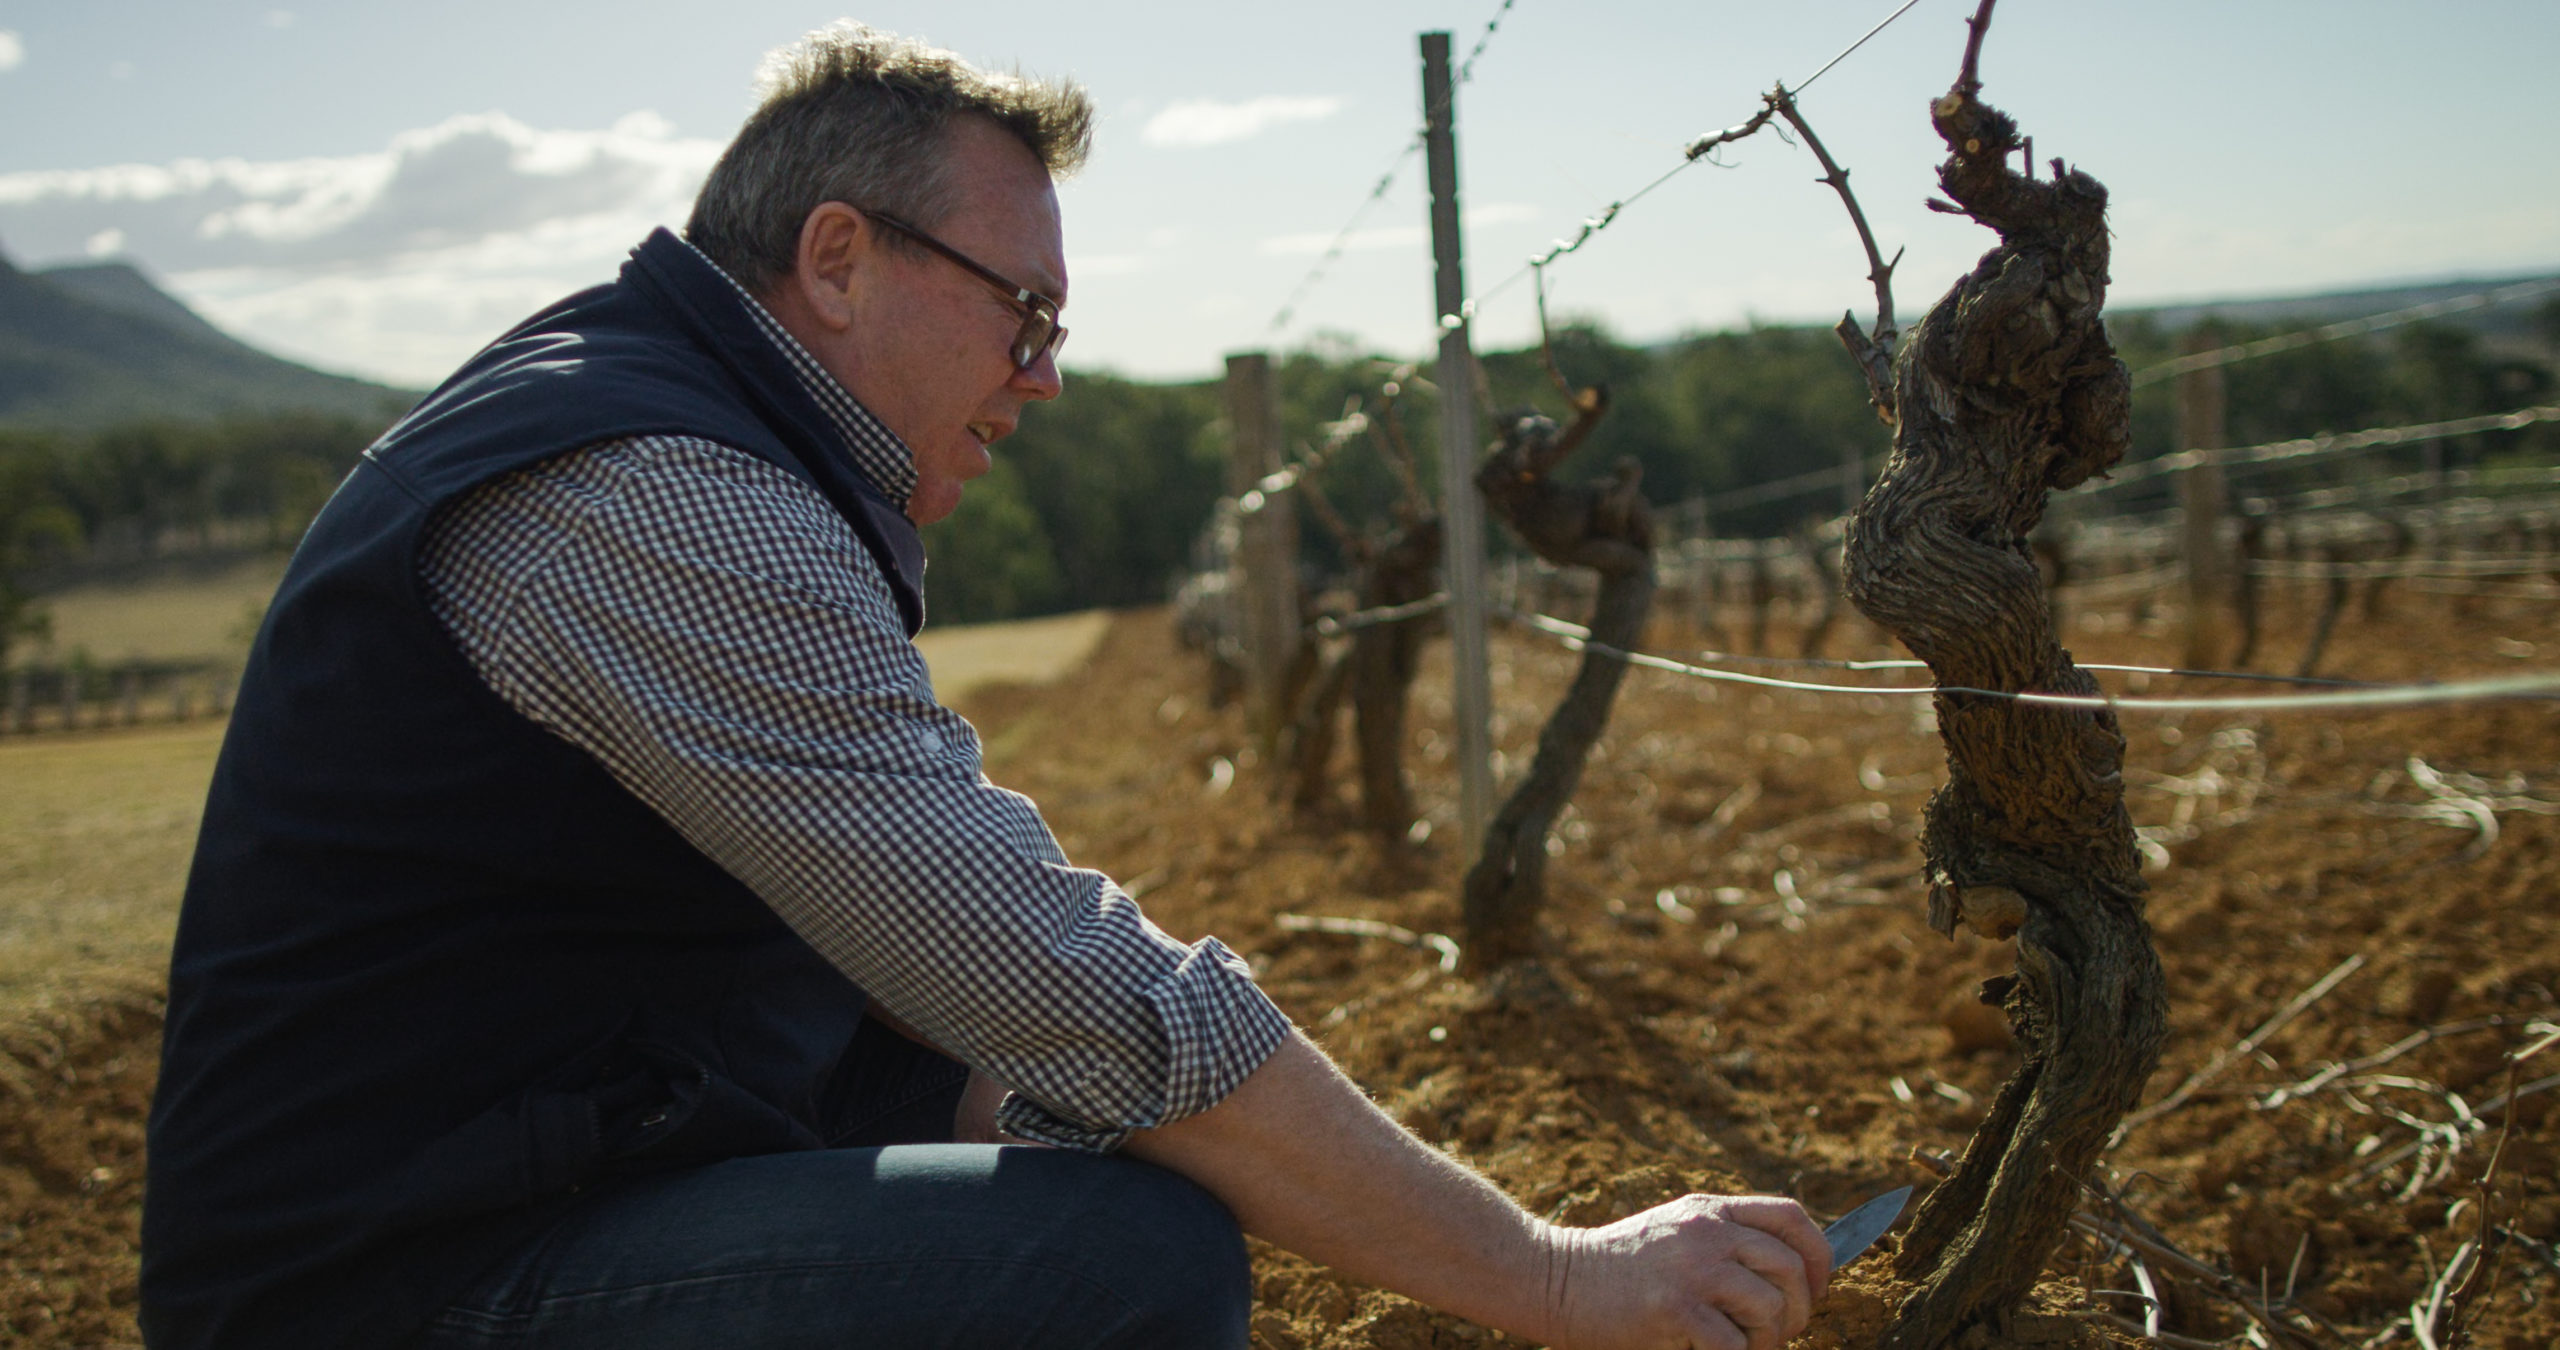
411, 1029, 1251, 1349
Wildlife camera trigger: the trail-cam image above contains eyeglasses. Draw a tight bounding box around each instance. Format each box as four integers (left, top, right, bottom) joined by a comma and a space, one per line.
860, 208, 1066, 372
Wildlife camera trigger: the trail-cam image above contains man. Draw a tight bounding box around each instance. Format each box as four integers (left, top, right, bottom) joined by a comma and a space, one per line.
143, 23, 1830, 1350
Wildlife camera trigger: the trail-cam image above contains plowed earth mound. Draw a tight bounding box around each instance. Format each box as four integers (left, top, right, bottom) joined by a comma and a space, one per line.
8, 592, 2557, 1348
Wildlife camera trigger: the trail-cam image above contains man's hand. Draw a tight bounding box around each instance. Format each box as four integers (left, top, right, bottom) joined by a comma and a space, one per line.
1541, 1195, 1832, 1350
1126, 1033, 1833, 1349
951, 1069, 1015, 1144
864, 1007, 1030, 1147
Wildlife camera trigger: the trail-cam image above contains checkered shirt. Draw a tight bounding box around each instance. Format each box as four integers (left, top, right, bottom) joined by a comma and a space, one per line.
416, 256, 1290, 1152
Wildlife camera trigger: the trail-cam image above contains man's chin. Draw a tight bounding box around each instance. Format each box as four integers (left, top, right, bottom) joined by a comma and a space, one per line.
906, 483, 964, 526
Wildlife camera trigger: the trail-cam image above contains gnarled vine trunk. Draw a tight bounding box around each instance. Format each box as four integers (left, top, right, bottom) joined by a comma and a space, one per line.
1462, 397, 1656, 967
1351, 516, 1442, 832
1283, 513, 1442, 825
1840, 42, 2168, 1350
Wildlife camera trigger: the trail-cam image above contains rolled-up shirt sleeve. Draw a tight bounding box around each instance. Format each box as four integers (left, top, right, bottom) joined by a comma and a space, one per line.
419, 434, 1291, 1151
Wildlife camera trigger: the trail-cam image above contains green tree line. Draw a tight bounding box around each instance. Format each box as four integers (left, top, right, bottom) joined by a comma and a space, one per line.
1196, 307, 2556, 594
2104, 305, 2560, 515
1, 411, 379, 665
5, 308, 2553, 659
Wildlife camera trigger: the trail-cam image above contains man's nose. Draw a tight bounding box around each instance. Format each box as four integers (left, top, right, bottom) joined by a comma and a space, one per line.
1011, 347, 1064, 401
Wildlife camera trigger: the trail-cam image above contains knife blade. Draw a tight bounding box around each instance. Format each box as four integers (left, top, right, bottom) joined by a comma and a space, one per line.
1822, 1185, 1912, 1268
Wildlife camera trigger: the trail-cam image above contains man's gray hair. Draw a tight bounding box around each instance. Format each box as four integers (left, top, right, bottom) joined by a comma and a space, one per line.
685, 23, 1094, 295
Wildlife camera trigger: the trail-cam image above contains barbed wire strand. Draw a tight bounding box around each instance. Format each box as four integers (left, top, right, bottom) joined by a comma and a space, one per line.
1310, 584, 2411, 687
2073, 405, 2560, 496
2247, 556, 2560, 581
1490, 271, 2557, 585
1459, 0, 1932, 324
2127, 279, 2560, 389
1671, 404, 2560, 522
1606, 642, 2389, 690
1267, 0, 1525, 335
1498, 275, 2558, 530
1794, 0, 1930, 90
2046, 489, 2560, 543
1505, 610, 2392, 687
2401, 577, 2560, 600
1691, 453, 1888, 514
2250, 465, 2560, 514
1502, 609, 2560, 711
1455, 0, 1521, 84
1268, 141, 1426, 334
1312, 591, 1452, 637
1232, 402, 1380, 517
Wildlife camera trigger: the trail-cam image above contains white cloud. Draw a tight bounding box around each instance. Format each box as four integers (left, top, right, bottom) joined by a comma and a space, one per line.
1140, 96, 1342, 149
0, 110, 714, 272
176, 262, 582, 384
0, 111, 722, 385
265, 10, 295, 29
0, 31, 24, 72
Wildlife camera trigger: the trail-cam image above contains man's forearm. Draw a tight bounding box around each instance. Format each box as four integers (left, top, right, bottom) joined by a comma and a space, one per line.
1121, 1030, 1558, 1339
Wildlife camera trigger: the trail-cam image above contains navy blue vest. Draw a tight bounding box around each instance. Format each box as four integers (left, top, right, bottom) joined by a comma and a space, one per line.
142, 230, 929, 1349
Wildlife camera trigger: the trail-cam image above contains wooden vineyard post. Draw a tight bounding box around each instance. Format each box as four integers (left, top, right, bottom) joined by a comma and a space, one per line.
1838, 5, 2168, 1345
1421, 30, 1496, 859
1223, 351, 1303, 759
2176, 332, 2234, 669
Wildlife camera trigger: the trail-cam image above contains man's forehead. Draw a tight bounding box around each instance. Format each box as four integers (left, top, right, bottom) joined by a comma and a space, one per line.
941, 121, 1068, 302
1005, 184, 1067, 302
1026, 230, 1067, 307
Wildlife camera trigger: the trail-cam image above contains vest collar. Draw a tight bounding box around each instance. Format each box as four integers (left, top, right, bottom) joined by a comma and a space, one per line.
621, 228, 930, 636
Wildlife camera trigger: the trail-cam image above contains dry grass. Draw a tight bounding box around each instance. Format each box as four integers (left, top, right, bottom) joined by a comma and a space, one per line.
0, 604, 1111, 1020
0, 723, 225, 1022
914, 608, 1113, 700
31, 557, 286, 666
32, 552, 1108, 695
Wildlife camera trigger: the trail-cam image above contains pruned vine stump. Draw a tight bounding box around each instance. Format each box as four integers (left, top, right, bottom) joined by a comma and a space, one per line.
1461, 394, 1656, 968
1840, 56, 2169, 1350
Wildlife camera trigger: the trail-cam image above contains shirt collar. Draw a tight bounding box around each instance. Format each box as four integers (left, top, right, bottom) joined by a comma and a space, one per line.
676, 235, 921, 512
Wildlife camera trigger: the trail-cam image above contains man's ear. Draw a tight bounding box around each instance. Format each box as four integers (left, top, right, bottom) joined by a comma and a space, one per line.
789, 202, 872, 332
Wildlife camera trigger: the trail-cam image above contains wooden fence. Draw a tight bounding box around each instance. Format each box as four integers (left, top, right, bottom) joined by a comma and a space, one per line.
3, 661, 236, 736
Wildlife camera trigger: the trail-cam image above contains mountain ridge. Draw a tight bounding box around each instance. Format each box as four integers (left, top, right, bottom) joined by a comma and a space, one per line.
0, 248, 419, 434
3, 245, 2549, 438
36, 261, 240, 345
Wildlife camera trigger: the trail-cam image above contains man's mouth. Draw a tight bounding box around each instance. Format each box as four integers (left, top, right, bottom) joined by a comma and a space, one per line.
967, 421, 999, 446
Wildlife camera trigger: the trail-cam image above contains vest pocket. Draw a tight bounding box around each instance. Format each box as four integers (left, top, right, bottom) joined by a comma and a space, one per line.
590, 1037, 830, 1175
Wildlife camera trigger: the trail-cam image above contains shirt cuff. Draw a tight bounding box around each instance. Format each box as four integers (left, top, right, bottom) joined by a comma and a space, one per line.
993, 936, 1294, 1153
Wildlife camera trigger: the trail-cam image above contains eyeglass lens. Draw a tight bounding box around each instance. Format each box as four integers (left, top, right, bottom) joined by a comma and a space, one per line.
1013, 315, 1065, 371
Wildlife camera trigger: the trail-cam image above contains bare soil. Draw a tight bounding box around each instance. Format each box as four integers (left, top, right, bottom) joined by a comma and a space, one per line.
6, 590, 2556, 1348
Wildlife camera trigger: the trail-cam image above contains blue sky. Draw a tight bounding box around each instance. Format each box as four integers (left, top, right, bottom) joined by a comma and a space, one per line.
2, 1, 2555, 388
